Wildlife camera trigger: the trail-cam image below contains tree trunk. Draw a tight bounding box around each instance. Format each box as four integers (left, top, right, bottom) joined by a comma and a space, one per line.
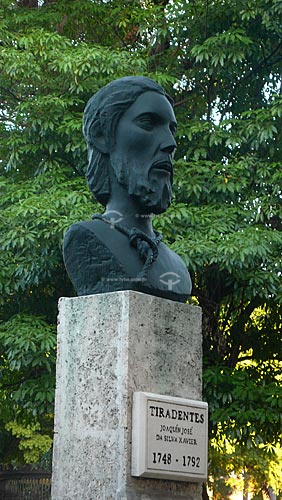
268, 487, 276, 500
202, 483, 210, 500
243, 471, 249, 500
17, 0, 38, 7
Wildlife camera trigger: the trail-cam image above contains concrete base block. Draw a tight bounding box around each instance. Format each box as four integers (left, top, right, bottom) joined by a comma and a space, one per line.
52, 291, 203, 500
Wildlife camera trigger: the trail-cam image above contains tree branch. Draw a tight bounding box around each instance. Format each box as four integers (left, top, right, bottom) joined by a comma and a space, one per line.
17, 0, 38, 8
219, 42, 282, 121
0, 87, 24, 103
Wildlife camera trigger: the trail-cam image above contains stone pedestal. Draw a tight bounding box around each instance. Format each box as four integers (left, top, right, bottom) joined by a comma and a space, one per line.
52, 291, 203, 500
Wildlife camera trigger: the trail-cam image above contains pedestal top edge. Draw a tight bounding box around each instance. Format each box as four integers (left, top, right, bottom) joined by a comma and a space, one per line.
58, 290, 202, 311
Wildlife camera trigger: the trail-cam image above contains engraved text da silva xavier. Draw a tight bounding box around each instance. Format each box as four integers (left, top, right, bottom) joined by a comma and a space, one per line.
63, 76, 192, 302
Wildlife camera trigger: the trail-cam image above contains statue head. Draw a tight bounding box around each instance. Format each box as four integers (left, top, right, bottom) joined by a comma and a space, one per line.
83, 76, 176, 212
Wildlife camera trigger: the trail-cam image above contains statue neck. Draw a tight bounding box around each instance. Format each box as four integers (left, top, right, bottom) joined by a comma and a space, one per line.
104, 199, 154, 238
105, 173, 155, 238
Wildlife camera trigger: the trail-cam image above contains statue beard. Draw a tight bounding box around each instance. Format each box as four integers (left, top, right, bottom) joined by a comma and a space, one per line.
110, 156, 173, 214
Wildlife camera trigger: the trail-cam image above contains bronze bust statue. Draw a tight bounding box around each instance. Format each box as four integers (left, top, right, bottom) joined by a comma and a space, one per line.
63, 76, 192, 302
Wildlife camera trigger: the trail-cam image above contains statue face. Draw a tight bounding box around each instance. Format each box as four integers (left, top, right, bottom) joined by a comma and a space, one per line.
109, 91, 177, 213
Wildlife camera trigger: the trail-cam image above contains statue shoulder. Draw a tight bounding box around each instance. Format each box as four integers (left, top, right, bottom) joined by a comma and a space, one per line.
158, 243, 192, 295
62, 220, 126, 296
63, 219, 112, 275
63, 220, 98, 236
63, 220, 104, 248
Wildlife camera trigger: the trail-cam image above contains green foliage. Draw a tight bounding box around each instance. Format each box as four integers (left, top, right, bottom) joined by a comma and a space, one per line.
5, 422, 52, 464
0, 0, 281, 490
0, 314, 55, 464
208, 442, 282, 498
204, 361, 282, 447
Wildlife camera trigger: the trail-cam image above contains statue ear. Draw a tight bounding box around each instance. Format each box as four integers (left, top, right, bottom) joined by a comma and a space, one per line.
93, 130, 109, 154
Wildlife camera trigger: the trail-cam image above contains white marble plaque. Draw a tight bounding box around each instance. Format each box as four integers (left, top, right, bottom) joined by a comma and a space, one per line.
132, 392, 208, 482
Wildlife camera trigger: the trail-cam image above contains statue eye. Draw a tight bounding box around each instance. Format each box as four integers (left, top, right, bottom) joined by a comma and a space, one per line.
136, 114, 155, 130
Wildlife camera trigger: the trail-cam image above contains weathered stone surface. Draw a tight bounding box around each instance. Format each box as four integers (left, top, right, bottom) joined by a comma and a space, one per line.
52, 291, 203, 500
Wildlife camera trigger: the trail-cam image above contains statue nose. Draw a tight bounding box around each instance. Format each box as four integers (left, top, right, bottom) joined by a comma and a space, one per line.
163, 144, 176, 155
160, 133, 177, 155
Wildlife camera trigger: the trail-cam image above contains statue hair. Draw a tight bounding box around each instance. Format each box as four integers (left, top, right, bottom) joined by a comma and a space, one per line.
83, 76, 173, 206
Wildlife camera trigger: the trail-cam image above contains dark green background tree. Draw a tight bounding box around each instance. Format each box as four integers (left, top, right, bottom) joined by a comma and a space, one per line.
0, 0, 281, 496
